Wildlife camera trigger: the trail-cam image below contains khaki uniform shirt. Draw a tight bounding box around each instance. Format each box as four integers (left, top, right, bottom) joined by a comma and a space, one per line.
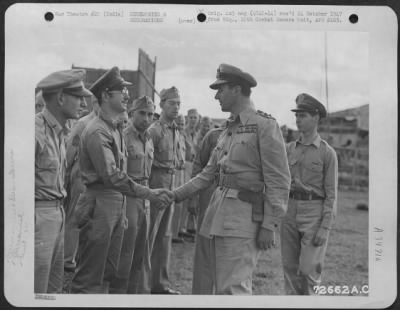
35, 108, 68, 200
286, 135, 338, 229
79, 111, 151, 198
148, 119, 185, 170
175, 104, 291, 238
124, 124, 154, 181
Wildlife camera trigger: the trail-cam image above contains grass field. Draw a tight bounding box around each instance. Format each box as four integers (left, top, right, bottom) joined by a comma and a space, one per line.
170, 190, 369, 295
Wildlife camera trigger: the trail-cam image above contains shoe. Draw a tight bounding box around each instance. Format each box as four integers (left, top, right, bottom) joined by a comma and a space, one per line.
172, 237, 184, 244
151, 287, 181, 295
187, 228, 196, 234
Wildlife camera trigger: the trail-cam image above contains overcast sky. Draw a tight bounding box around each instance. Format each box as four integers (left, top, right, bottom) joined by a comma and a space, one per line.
7, 5, 369, 129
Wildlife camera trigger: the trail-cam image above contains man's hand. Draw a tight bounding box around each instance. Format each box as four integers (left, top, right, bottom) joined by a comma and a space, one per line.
148, 189, 174, 208
312, 227, 329, 247
257, 227, 275, 250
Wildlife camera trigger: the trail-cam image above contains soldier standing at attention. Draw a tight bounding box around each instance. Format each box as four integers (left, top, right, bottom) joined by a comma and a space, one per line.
35, 69, 92, 293
70, 67, 169, 294
280, 93, 338, 295
147, 86, 184, 295
171, 64, 291, 294
109, 96, 155, 294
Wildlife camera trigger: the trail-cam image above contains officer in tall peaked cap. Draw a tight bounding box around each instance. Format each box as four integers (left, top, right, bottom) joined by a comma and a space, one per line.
36, 69, 93, 97
291, 93, 327, 118
209, 64, 257, 90
89, 66, 132, 99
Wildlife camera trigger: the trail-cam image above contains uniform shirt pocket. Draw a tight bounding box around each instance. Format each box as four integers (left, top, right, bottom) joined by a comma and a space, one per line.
36, 154, 59, 186
127, 153, 144, 176
157, 139, 174, 161
229, 137, 257, 164
302, 160, 324, 185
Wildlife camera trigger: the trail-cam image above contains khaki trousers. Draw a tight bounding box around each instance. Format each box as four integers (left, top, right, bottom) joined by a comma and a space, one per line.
280, 198, 329, 295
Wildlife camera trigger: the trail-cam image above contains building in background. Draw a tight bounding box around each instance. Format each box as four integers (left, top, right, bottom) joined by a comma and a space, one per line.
72, 48, 157, 112
320, 104, 369, 191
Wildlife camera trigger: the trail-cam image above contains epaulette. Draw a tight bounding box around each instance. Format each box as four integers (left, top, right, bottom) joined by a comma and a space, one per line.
257, 110, 275, 120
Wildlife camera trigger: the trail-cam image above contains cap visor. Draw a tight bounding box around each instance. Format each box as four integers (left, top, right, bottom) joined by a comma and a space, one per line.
67, 88, 93, 97
291, 108, 308, 112
209, 79, 229, 89
122, 81, 133, 86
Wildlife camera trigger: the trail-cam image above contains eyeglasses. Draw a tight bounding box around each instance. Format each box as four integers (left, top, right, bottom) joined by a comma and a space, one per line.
107, 87, 129, 96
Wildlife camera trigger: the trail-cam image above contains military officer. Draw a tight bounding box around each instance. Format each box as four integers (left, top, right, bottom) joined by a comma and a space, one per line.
35, 69, 92, 293
280, 93, 338, 295
70, 67, 169, 294
171, 64, 291, 294
109, 96, 155, 294
147, 86, 185, 294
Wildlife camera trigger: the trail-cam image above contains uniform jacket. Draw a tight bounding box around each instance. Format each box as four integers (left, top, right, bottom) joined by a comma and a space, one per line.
175, 104, 291, 238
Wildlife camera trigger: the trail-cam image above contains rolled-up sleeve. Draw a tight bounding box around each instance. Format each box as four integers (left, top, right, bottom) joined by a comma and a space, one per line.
321, 147, 338, 229
85, 129, 152, 199
259, 120, 291, 231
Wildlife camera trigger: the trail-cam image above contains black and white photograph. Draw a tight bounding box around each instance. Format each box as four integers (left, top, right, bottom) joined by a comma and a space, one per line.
3, 3, 397, 308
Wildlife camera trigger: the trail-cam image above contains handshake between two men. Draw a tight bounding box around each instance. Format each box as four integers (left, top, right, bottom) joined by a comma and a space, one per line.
147, 188, 177, 209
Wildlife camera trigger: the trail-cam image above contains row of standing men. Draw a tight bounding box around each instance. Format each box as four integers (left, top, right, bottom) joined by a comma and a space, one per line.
34, 63, 337, 295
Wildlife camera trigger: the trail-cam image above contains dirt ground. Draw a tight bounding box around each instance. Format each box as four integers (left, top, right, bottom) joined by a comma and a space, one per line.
63, 190, 368, 295
169, 190, 369, 295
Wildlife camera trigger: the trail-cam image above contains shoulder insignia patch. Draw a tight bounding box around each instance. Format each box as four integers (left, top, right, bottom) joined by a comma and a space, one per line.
257, 110, 275, 120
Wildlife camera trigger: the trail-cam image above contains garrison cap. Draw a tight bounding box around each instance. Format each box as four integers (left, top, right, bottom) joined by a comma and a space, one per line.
36, 69, 92, 97
89, 66, 132, 98
209, 64, 257, 90
187, 108, 199, 115
129, 96, 155, 114
291, 93, 327, 118
160, 86, 180, 102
